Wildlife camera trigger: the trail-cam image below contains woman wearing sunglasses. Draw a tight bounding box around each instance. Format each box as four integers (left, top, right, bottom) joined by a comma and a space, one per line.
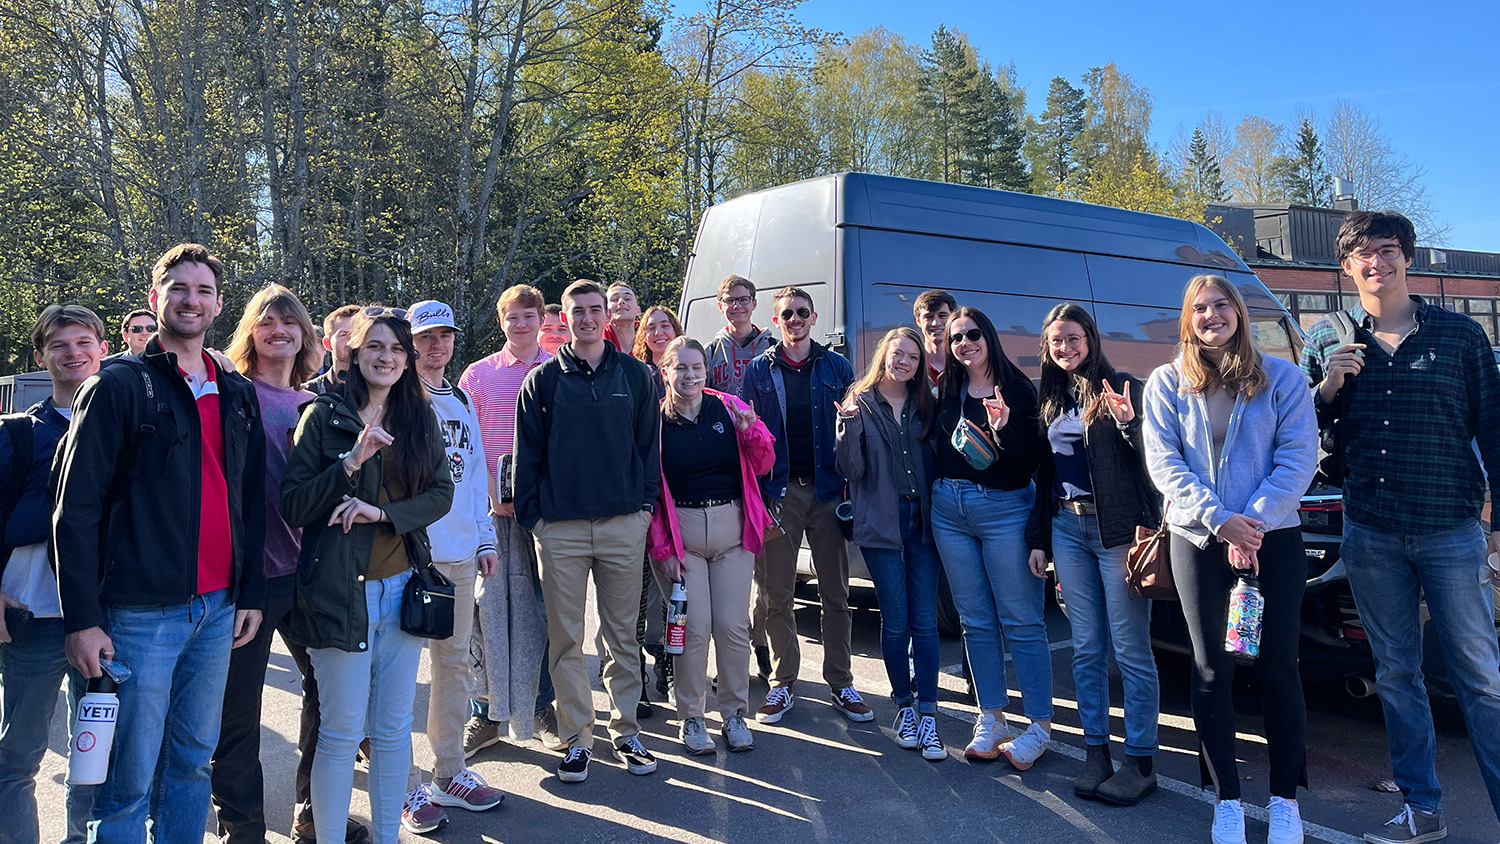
1026, 303, 1161, 805
834, 327, 945, 759
924, 307, 1056, 767
1141, 275, 1316, 844
280, 309, 454, 844
929, 306, 1052, 768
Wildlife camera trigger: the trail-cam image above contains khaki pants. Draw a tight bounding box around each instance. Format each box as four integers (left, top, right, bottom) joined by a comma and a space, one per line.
535, 511, 650, 750
408, 556, 478, 785
669, 502, 754, 721
759, 480, 854, 689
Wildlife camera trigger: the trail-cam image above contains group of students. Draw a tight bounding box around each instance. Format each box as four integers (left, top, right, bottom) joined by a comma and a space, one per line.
1, 208, 1499, 844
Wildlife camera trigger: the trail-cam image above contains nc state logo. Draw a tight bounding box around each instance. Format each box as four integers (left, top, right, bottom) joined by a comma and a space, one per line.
449, 451, 464, 483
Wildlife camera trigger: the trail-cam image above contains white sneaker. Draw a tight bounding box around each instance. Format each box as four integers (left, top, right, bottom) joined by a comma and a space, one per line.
1212, 799, 1247, 844
1268, 796, 1304, 844
963, 712, 1010, 761
1000, 722, 1050, 771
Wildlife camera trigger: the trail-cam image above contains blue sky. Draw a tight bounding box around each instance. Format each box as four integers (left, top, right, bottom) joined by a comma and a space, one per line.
794, 0, 1499, 251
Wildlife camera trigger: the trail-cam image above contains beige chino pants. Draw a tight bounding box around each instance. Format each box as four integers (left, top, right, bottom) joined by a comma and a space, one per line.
667, 502, 754, 721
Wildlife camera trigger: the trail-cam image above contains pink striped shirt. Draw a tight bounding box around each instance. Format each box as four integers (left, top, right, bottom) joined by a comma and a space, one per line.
458, 345, 552, 481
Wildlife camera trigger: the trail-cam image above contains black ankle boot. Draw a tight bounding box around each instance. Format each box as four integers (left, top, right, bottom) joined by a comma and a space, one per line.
1075, 743, 1113, 798
1097, 754, 1158, 806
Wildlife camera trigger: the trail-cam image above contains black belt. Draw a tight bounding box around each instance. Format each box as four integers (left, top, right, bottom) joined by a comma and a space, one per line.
677, 497, 737, 509
1060, 498, 1096, 515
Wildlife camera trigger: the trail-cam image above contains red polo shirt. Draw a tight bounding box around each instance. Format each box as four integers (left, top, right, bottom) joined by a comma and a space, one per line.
182, 352, 233, 594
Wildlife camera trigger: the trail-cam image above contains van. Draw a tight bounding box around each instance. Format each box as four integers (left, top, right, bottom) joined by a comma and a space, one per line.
678, 173, 1302, 635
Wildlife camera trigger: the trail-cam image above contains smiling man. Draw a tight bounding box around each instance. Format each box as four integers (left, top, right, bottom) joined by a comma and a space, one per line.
1302, 210, 1500, 844
913, 290, 957, 383
119, 309, 156, 356
603, 282, 641, 354
0, 305, 107, 844
53, 243, 267, 844
739, 286, 869, 727
513, 279, 660, 785
705, 275, 774, 397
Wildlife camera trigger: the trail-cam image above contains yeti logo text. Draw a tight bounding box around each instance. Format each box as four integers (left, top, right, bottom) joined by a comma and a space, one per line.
79, 702, 117, 722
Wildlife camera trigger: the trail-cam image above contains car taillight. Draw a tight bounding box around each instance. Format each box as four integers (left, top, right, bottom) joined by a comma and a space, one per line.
1301, 500, 1342, 512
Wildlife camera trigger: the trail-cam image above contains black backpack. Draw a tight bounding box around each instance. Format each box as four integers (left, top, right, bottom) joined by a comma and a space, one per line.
1314, 310, 1359, 488
0, 414, 36, 568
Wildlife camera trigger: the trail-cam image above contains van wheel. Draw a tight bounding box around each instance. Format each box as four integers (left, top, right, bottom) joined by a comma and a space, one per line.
936, 568, 962, 637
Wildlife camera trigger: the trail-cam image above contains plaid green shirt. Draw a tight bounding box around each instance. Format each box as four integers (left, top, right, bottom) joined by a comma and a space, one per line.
1300, 296, 1500, 534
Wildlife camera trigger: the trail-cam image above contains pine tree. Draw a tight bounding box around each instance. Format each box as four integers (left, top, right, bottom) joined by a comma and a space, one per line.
1184, 127, 1227, 202
1276, 118, 1330, 205
921, 26, 978, 182
1026, 76, 1086, 194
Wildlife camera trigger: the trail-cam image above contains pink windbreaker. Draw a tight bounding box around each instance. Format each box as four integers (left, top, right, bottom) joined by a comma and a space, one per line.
647, 389, 775, 580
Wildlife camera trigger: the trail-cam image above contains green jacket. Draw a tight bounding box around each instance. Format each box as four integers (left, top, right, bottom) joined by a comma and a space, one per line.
280, 393, 454, 652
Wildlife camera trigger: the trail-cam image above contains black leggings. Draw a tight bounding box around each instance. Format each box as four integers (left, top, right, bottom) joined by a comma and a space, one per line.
1171, 526, 1307, 800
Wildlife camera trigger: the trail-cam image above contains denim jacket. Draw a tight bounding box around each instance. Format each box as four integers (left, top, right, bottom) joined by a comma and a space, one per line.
739, 340, 854, 502
1141, 353, 1317, 549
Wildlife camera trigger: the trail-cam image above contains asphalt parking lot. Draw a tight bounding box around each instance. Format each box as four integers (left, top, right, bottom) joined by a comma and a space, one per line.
31, 581, 1500, 844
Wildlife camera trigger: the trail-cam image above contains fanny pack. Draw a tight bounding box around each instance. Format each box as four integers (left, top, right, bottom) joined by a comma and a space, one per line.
950, 416, 997, 471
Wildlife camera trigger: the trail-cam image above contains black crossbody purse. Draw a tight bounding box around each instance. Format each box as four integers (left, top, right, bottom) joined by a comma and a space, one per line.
382, 479, 456, 639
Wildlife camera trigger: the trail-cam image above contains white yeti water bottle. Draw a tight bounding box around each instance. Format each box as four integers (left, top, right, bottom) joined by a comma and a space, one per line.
67, 672, 120, 785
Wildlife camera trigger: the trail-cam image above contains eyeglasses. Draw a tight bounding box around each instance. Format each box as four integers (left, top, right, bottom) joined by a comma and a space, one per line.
126, 324, 157, 334
1348, 245, 1405, 265
1047, 335, 1085, 349
949, 328, 984, 345
779, 307, 812, 320
363, 306, 409, 322
721, 296, 754, 307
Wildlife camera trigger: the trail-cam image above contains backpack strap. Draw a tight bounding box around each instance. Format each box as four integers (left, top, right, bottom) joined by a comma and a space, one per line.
1, 415, 34, 521
451, 383, 471, 411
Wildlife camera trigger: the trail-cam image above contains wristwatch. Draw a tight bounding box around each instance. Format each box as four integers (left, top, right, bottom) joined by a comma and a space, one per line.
641, 503, 655, 514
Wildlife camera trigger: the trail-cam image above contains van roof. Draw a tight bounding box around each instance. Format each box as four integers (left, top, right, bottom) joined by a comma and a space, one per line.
720, 172, 1249, 272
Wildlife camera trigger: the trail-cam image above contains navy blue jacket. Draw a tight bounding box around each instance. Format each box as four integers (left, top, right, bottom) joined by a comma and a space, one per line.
0, 399, 70, 579
739, 341, 854, 503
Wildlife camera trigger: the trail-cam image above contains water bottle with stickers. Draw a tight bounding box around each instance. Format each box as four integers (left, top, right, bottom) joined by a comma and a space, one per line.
1224, 576, 1265, 659
67, 658, 132, 785
665, 581, 688, 656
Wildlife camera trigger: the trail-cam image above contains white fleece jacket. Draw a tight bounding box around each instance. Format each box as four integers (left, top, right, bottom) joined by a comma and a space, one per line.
425, 380, 498, 563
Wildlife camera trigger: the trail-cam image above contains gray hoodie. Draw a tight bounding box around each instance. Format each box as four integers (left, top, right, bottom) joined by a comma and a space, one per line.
1141, 353, 1317, 549
705, 324, 774, 397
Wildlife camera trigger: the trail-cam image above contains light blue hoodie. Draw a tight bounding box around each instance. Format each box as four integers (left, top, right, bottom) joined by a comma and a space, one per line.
1141, 353, 1317, 549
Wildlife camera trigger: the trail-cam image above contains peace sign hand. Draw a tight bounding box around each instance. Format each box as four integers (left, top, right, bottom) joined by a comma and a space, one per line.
1101, 379, 1134, 424
981, 387, 1010, 431
834, 398, 859, 420
733, 404, 758, 432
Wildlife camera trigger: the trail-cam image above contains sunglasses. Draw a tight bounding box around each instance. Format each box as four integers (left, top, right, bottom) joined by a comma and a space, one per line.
949, 328, 984, 344
363, 306, 409, 322
779, 307, 812, 321
127, 324, 157, 334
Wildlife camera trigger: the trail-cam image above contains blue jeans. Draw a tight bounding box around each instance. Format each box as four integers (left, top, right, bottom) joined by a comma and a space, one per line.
309, 571, 422, 844
92, 589, 236, 844
859, 497, 942, 715
930, 479, 1053, 719
0, 617, 93, 844
1343, 518, 1500, 817
1050, 509, 1159, 755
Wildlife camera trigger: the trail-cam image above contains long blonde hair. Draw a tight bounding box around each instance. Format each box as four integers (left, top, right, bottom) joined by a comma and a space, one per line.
1176, 274, 1267, 398
227, 284, 323, 385
846, 327, 934, 438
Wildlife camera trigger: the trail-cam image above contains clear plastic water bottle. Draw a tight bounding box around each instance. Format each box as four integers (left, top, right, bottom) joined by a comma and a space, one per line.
1225, 576, 1265, 659
665, 581, 688, 656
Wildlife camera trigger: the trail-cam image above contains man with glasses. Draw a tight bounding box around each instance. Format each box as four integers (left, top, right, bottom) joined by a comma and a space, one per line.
705, 275, 776, 678
739, 286, 870, 726
119, 309, 157, 356
1302, 210, 1500, 844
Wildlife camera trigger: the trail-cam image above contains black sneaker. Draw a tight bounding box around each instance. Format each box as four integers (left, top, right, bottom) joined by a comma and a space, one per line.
558, 746, 591, 783
612, 736, 658, 775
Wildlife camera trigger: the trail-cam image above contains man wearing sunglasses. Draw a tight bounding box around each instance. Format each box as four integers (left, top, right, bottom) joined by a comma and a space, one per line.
119, 309, 157, 356
739, 286, 870, 726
